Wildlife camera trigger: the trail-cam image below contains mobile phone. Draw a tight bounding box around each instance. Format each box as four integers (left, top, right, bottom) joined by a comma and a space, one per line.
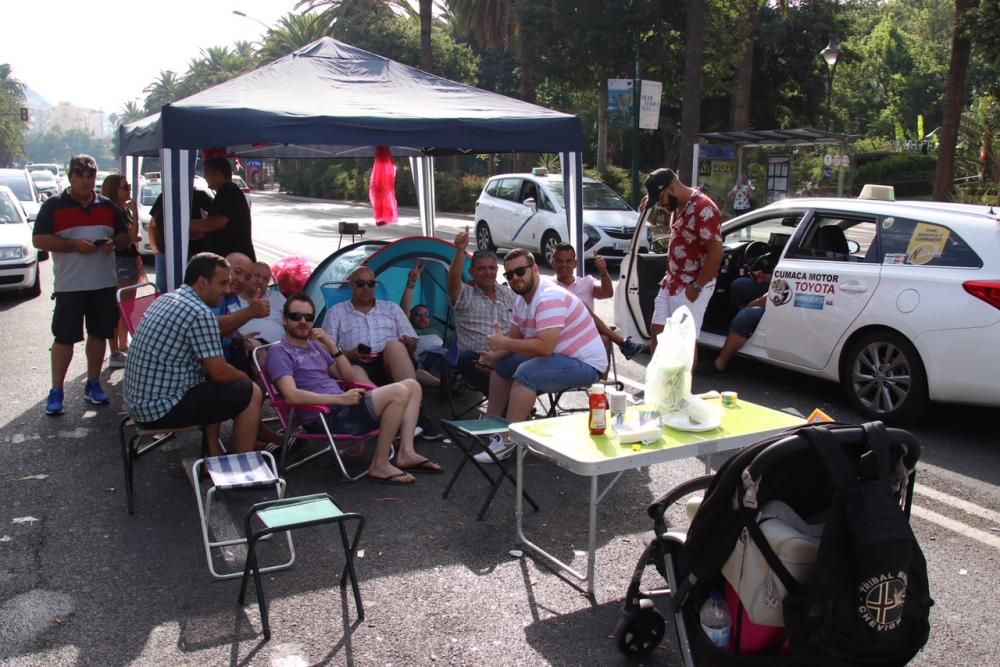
93, 238, 109, 246
357, 343, 371, 355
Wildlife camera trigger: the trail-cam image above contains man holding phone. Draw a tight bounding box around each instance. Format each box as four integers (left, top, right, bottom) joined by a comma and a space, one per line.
33, 155, 130, 416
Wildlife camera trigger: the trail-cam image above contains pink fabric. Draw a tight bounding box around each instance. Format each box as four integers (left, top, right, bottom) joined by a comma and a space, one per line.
513, 277, 607, 372
369, 146, 398, 225
273, 256, 314, 297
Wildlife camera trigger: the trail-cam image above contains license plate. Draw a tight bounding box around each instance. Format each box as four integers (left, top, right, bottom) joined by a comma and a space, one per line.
613, 241, 630, 251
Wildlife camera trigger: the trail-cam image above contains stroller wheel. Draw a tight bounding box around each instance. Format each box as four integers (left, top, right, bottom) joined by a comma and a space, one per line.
615, 608, 666, 658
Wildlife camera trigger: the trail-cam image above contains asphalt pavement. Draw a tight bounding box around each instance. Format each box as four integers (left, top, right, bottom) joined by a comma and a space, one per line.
2, 192, 998, 665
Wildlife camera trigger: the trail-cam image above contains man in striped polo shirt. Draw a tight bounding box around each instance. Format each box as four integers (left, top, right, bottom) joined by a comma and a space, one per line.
32, 155, 130, 416
474, 248, 607, 462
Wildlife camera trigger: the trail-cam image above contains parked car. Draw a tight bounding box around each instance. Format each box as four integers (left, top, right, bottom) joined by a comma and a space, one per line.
474, 169, 646, 266
30, 170, 60, 199
232, 175, 253, 207
614, 192, 1000, 422
0, 185, 43, 297
0, 168, 42, 221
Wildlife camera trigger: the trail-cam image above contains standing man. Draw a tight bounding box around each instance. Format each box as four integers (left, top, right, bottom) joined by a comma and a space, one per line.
148, 182, 214, 292
448, 226, 517, 394
642, 168, 724, 354
32, 155, 130, 415
194, 158, 255, 260
124, 253, 263, 455
474, 249, 607, 462
550, 243, 645, 360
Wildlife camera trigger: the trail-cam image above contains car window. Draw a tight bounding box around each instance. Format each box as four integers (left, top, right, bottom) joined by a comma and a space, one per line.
140, 183, 162, 206
485, 179, 499, 197
0, 193, 22, 222
547, 181, 631, 211
519, 179, 539, 204
726, 213, 804, 248
787, 214, 877, 263
877, 217, 983, 268
494, 178, 521, 202
538, 191, 556, 213
0, 173, 30, 200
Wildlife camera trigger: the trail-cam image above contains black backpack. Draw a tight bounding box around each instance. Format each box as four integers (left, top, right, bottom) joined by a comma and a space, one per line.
781, 423, 933, 665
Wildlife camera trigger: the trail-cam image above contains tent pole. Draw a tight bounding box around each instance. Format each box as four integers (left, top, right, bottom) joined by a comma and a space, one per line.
561, 151, 585, 277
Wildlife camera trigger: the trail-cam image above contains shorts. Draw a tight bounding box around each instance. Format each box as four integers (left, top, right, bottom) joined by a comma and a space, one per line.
493, 353, 601, 394
304, 391, 379, 435
51, 287, 119, 344
116, 255, 141, 283
139, 379, 254, 429
651, 281, 716, 333
730, 305, 765, 339
357, 356, 392, 386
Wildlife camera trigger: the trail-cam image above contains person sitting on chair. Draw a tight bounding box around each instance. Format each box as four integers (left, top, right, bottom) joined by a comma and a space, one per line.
267, 293, 443, 485
702, 255, 774, 374
447, 226, 517, 395
321, 265, 443, 439
474, 249, 608, 463
399, 261, 447, 390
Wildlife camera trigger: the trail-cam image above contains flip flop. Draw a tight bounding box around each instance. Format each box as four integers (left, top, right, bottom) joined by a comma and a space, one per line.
368, 471, 416, 485
398, 458, 444, 474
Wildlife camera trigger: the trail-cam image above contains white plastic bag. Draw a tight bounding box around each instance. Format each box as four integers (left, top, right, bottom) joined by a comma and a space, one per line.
645, 305, 697, 414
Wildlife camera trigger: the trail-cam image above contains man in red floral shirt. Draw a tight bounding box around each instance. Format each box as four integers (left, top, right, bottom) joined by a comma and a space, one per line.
641, 168, 724, 354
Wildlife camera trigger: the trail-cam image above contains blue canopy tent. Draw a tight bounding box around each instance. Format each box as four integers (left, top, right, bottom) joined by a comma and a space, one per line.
118, 37, 585, 289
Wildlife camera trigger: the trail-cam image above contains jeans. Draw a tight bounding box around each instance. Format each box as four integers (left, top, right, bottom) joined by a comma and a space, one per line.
493, 353, 601, 394
456, 350, 490, 394
730, 277, 768, 307
154, 253, 167, 293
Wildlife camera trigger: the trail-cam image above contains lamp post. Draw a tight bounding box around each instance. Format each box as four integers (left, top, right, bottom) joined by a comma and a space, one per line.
821, 35, 841, 132
232, 9, 270, 32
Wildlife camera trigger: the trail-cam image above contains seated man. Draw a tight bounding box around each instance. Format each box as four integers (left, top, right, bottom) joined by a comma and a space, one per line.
448, 226, 517, 394
551, 243, 645, 360
124, 253, 263, 455
475, 249, 608, 463
703, 259, 774, 373
210, 253, 270, 372
399, 261, 447, 390
235, 260, 287, 346
267, 293, 443, 485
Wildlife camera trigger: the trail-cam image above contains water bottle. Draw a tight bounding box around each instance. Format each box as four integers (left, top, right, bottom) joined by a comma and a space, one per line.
699, 590, 731, 650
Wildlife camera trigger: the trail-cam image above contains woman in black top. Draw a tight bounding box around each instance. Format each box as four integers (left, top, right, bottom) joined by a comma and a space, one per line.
101, 174, 143, 367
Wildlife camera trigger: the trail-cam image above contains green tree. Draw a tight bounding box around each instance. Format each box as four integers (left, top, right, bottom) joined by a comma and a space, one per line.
934, 0, 979, 201
258, 12, 334, 62
143, 70, 181, 114
0, 64, 26, 167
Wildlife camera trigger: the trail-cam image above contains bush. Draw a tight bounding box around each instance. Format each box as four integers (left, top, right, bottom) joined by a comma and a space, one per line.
853, 153, 936, 197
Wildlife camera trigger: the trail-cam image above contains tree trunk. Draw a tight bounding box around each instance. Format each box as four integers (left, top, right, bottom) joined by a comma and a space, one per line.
419, 0, 433, 72
679, 0, 706, 182
731, 4, 761, 131
596, 78, 609, 174
934, 0, 979, 202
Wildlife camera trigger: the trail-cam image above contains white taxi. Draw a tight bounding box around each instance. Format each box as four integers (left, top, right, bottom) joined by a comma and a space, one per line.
614, 192, 1000, 422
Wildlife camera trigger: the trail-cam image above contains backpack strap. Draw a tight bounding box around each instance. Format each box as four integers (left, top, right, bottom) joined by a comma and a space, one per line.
802, 425, 857, 492
861, 420, 892, 482
741, 504, 802, 593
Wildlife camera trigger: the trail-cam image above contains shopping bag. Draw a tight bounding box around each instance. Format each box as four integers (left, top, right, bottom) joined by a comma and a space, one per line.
645, 305, 696, 414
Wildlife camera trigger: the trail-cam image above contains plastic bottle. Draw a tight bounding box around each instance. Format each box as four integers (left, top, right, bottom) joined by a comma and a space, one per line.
699, 590, 731, 650
588, 383, 608, 435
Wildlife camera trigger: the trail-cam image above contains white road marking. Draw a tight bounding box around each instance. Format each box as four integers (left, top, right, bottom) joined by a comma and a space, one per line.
911, 505, 1000, 550
915, 484, 1000, 525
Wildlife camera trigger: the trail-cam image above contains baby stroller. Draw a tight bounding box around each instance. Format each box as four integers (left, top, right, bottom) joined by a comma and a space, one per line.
615, 421, 931, 665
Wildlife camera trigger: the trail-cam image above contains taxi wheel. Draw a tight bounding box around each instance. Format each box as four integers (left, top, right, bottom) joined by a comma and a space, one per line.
541, 231, 561, 267
475, 221, 496, 253
843, 330, 928, 423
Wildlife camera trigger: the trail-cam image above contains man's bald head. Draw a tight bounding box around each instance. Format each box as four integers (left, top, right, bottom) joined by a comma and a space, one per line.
349, 265, 377, 306
226, 253, 253, 295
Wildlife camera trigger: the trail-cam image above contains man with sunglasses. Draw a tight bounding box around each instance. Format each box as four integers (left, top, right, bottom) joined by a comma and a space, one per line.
473, 249, 607, 463
267, 293, 443, 485
447, 226, 517, 394
33, 155, 131, 415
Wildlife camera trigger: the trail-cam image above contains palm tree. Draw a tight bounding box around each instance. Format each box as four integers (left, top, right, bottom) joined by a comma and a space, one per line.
143, 70, 181, 114
117, 100, 146, 125
0, 63, 26, 167
258, 12, 334, 62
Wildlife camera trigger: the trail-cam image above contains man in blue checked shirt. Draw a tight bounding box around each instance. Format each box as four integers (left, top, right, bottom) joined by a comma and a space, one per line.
124, 253, 264, 455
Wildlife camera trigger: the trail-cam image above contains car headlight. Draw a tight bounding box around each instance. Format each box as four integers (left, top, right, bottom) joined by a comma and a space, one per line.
0, 246, 26, 259
583, 224, 601, 243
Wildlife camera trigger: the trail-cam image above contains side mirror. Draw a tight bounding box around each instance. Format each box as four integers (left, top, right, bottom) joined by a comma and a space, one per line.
523, 197, 537, 212
846, 239, 861, 254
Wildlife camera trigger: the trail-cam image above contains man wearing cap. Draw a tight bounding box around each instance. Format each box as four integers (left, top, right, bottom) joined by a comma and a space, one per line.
641, 168, 724, 354
32, 155, 130, 416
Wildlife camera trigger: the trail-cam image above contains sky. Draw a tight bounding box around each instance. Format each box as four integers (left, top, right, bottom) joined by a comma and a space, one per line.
4, 0, 301, 113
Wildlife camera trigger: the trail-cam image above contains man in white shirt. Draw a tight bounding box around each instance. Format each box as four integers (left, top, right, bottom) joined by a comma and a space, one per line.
551, 243, 645, 360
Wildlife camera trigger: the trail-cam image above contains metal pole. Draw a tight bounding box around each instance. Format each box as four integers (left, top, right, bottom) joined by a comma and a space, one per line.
825, 66, 833, 132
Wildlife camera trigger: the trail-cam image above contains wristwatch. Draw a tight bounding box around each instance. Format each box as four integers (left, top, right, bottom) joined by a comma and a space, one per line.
688, 282, 703, 293
331, 349, 344, 359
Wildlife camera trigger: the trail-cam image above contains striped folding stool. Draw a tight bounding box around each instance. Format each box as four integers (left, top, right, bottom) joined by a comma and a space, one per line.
192, 451, 294, 580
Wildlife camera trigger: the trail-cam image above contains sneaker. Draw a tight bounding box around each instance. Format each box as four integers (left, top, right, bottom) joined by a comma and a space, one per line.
472, 434, 516, 464
45, 388, 64, 416
618, 337, 647, 360
83, 379, 110, 405
108, 351, 127, 368
263, 442, 283, 463
417, 410, 445, 441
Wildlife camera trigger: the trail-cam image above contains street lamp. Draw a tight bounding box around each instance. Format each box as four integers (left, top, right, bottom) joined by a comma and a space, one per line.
821, 35, 841, 132
232, 9, 270, 32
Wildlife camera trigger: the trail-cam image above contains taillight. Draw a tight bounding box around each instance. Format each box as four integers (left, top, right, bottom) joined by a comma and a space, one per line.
963, 280, 1000, 310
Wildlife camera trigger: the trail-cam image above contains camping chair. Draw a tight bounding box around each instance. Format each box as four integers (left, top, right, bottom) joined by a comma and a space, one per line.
116, 282, 212, 514
192, 450, 294, 580
428, 336, 489, 419
253, 343, 384, 479
337, 221, 365, 249
537, 347, 625, 418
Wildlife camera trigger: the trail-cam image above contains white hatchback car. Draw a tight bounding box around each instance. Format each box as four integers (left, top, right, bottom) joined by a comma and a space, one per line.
614, 195, 1000, 422
474, 170, 646, 265
0, 185, 44, 298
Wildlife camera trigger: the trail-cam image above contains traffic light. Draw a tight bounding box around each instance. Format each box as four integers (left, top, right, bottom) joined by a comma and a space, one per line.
19, 107, 28, 122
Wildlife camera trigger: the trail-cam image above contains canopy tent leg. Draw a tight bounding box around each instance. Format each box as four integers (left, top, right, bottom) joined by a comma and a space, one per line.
560, 152, 584, 277
162, 149, 194, 291
410, 156, 436, 238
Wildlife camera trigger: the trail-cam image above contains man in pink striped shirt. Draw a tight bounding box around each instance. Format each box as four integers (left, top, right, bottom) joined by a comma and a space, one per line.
474, 248, 607, 462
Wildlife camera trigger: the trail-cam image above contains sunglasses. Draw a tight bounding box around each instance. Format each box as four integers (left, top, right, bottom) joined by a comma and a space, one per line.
413, 311, 430, 318
120, 183, 131, 189
353, 280, 377, 288
72, 167, 97, 177
503, 265, 533, 281
286, 312, 315, 322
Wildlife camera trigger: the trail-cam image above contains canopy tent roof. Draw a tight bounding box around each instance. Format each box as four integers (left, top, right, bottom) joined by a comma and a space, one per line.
696, 128, 860, 148
119, 37, 582, 158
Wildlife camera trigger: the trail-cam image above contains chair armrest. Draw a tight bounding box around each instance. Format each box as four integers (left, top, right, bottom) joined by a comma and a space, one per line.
270, 400, 331, 414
